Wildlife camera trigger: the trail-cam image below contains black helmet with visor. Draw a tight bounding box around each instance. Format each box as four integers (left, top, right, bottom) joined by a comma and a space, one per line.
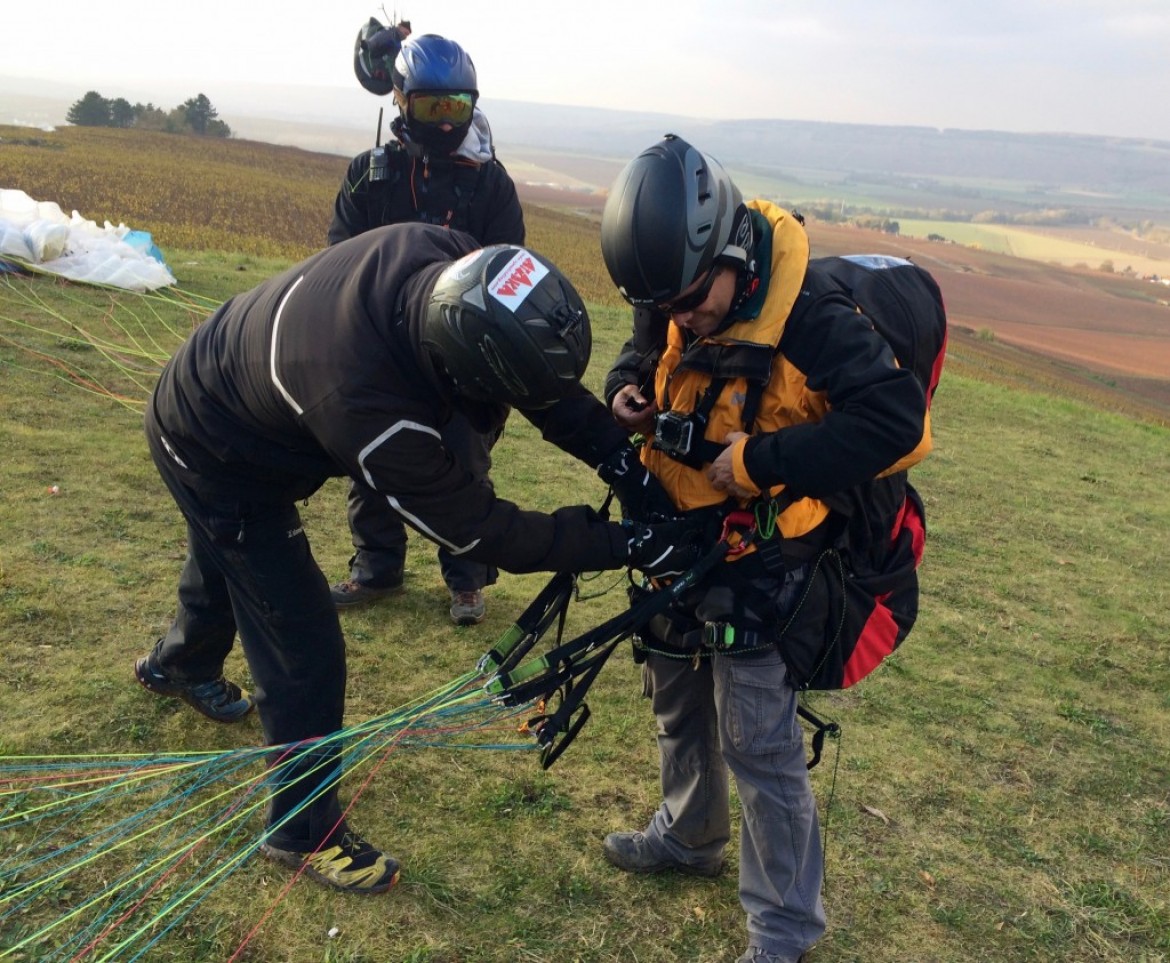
423, 246, 592, 409
353, 18, 400, 96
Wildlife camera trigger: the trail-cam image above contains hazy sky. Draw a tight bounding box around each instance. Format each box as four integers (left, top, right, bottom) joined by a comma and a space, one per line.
5, 0, 1169, 141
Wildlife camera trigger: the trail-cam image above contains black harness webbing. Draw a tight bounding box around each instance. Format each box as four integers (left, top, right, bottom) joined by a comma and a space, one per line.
481, 515, 754, 768
797, 704, 841, 770
478, 510, 839, 770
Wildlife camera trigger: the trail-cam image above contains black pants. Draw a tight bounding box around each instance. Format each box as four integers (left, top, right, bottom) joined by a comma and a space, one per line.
346, 412, 498, 592
147, 423, 347, 846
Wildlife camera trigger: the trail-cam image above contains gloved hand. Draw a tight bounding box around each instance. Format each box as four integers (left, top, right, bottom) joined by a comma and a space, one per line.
625, 519, 703, 579
597, 444, 677, 522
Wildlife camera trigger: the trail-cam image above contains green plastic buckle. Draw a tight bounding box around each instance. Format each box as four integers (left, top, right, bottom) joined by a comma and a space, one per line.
703, 622, 735, 649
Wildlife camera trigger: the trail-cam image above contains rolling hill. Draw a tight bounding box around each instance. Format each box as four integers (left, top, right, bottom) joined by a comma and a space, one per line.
2, 122, 1168, 423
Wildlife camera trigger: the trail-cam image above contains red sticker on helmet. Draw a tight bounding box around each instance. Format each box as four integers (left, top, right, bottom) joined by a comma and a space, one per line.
488, 249, 549, 311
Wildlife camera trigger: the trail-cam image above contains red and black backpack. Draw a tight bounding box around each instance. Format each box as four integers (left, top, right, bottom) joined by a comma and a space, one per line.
778, 254, 947, 690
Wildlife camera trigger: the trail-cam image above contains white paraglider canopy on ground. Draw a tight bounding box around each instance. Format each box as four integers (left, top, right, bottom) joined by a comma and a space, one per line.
0, 188, 176, 292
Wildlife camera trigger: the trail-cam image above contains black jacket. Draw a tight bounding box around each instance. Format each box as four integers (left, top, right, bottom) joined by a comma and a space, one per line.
148, 224, 629, 574
327, 143, 525, 247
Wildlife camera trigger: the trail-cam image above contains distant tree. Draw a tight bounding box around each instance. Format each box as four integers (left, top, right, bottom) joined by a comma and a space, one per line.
132, 102, 170, 131
109, 98, 136, 128
851, 215, 900, 235
66, 91, 111, 127
205, 118, 233, 138
182, 93, 218, 135
166, 106, 188, 133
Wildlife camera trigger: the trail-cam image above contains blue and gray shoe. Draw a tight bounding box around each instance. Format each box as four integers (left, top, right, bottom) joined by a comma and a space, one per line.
134, 651, 254, 723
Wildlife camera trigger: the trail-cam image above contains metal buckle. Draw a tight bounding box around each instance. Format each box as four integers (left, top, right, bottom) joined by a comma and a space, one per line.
702, 622, 734, 649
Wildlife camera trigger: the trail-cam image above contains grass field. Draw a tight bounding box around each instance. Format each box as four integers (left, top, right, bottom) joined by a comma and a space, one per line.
1, 129, 1168, 962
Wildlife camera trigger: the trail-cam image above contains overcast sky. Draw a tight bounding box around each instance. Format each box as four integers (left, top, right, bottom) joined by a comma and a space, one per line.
4, 0, 1168, 141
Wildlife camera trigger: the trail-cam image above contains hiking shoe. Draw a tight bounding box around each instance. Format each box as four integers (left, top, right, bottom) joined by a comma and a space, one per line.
134, 653, 254, 723
602, 831, 723, 878
261, 829, 400, 894
737, 949, 809, 963
449, 589, 486, 626
330, 576, 404, 608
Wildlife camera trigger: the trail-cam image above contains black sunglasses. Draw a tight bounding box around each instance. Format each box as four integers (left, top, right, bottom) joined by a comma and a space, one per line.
656, 264, 719, 315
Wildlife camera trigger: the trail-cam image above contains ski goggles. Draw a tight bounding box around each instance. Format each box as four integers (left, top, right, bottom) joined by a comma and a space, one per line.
655, 263, 720, 315
407, 91, 477, 127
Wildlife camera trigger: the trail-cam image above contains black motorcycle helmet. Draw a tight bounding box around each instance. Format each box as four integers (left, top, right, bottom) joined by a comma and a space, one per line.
353, 18, 400, 96
601, 134, 747, 307
423, 246, 592, 409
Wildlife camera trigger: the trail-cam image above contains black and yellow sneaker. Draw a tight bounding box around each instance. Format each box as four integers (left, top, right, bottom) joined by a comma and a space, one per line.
134, 651, 254, 723
261, 829, 400, 894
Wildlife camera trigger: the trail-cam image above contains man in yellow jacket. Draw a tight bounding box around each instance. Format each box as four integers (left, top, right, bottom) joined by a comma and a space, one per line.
599, 135, 937, 963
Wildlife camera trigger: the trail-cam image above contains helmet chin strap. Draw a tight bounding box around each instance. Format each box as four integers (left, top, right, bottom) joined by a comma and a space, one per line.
729, 266, 760, 316
715, 203, 758, 315
724, 253, 760, 319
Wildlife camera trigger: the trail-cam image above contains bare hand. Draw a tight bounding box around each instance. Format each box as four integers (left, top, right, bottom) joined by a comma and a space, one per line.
612, 384, 657, 434
706, 432, 753, 498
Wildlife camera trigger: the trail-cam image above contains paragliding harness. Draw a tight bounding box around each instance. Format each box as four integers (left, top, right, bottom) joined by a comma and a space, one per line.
482, 508, 751, 768
485, 254, 944, 768
363, 108, 486, 230
642, 252, 946, 691
479, 504, 840, 770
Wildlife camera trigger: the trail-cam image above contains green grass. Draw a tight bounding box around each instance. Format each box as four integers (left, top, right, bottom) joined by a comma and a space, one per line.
1, 129, 1168, 961
2, 260, 1167, 963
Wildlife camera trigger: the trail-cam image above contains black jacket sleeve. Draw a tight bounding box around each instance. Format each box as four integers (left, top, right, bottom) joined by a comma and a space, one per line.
327, 153, 373, 245
301, 388, 629, 575
521, 383, 629, 468
476, 161, 526, 245
743, 293, 927, 499
603, 306, 668, 408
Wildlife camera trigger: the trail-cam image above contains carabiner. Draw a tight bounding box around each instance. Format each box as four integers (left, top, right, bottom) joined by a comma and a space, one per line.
719, 509, 757, 556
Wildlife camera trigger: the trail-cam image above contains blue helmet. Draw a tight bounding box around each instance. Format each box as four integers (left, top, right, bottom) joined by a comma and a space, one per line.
393, 34, 478, 95
393, 35, 480, 153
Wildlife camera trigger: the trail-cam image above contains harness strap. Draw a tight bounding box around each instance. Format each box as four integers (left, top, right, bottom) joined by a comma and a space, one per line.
797, 704, 841, 770
484, 515, 755, 768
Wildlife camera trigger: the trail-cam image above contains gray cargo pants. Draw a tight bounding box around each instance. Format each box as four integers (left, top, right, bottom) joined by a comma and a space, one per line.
639, 648, 826, 960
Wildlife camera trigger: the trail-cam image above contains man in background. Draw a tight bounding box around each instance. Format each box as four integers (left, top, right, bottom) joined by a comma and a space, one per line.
329, 33, 525, 626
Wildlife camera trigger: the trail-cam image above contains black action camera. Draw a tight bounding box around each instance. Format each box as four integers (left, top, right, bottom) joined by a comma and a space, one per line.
652, 410, 703, 460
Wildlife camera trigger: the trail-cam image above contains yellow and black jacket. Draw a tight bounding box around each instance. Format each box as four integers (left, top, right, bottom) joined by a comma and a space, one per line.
606, 201, 937, 686
609, 200, 928, 538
